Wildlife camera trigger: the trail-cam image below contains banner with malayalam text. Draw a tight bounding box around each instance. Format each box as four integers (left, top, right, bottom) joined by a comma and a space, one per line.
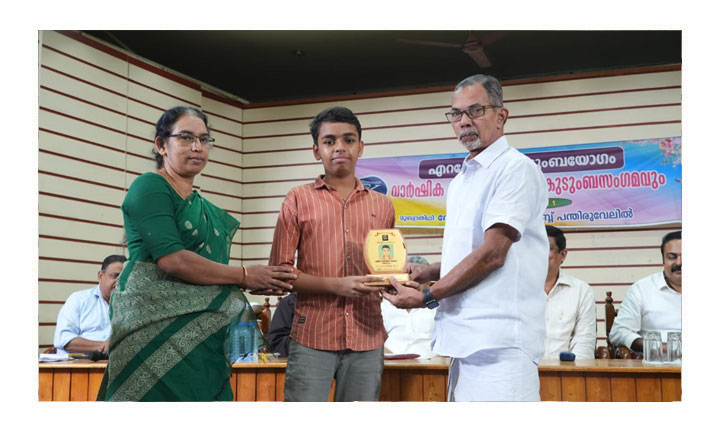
356, 137, 681, 228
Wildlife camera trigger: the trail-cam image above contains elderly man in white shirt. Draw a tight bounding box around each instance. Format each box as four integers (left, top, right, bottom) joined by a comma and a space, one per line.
609, 231, 682, 353
53, 255, 126, 354
543, 225, 596, 360
384, 74, 548, 401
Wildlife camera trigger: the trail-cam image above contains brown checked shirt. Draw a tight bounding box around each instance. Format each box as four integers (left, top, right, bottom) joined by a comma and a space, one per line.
269, 176, 395, 351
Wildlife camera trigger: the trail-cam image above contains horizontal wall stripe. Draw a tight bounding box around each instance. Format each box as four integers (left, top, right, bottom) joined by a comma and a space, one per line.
39, 148, 137, 173
40, 105, 149, 142
40, 213, 124, 228
39, 278, 98, 284
40, 256, 102, 265
41, 64, 128, 101
243, 65, 680, 109
243, 116, 679, 143
39, 301, 66, 305
242, 119, 679, 160
40, 84, 132, 120
201, 172, 244, 185
39, 235, 123, 247
201, 90, 246, 109
204, 108, 243, 125
508, 120, 680, 136
41, 63, 178, 117
41, 43, 128, 81
241, 87, 680, 126
39, 191, 121, 209
55, 31, 201, 92
39, 170, 126, 191
244, 105, 451, 125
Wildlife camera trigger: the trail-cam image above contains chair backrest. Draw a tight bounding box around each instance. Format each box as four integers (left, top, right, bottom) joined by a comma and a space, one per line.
258, 297, 271, 334
604, 291, 617, 340
603, 291, 635, 359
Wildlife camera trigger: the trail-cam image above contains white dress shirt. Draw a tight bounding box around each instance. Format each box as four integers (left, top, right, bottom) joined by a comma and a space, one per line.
432, 136, 549, 362
53, 285, 111, 354
543, 270, 597, 359
381, 299, 436, 358
608, 271, 681, 349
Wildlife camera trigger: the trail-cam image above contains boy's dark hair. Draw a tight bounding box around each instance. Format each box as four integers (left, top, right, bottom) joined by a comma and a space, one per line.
661, 231, 681, 255
545, 225, 566, 252
101, 255, 127, 271
309, 106, 362, 145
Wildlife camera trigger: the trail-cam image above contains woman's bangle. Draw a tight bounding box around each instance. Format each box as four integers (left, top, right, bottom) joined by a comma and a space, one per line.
240, 265, 248, 287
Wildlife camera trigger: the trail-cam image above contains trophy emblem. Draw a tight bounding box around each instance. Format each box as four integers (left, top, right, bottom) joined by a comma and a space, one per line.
364, 229, 409, 286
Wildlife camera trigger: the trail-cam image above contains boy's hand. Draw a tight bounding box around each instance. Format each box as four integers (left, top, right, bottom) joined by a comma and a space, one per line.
336, 276, 386, 297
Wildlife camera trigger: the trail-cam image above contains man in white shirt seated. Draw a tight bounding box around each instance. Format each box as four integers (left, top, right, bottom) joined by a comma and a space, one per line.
609, 231, 681, 354
381, 256, 436, 359
543, 226, 596, 359
53, 255, 126, 354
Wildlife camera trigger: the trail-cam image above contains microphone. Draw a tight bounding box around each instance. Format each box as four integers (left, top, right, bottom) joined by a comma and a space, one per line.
70, 351, 109, 361
88, 351, 109, 361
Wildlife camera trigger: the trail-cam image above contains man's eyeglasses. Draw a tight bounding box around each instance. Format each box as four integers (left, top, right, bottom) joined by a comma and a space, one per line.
168, 133, 215, 148
444, 104, 501, 123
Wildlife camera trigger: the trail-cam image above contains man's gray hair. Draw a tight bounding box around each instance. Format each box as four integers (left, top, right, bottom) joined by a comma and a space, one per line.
455, 74, 504, 107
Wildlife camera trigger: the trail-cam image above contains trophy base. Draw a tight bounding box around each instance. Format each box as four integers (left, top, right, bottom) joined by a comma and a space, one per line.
365, 273, 410, 286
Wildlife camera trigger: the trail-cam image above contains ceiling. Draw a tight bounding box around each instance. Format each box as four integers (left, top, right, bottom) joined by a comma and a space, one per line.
82, 30, 681, 104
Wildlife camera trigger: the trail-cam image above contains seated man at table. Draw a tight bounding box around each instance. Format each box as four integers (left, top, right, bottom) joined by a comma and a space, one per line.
609, 231, 682, 354
53, 254, 126, 354
381, 256, 436, 359
265, 292, 296, 357
543, 226, 596, 359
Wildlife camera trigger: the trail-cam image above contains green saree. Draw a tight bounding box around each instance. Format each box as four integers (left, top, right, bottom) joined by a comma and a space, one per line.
99, 173, 259, 401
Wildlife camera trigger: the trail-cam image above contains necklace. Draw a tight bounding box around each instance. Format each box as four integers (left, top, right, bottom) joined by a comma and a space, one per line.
158, 170, 192, 199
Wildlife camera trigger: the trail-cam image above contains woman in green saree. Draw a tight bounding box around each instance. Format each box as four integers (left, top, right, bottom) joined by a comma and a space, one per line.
100, 107, 296, 401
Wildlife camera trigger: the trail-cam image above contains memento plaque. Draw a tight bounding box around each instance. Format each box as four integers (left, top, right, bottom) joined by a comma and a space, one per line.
364, 229, 409, 286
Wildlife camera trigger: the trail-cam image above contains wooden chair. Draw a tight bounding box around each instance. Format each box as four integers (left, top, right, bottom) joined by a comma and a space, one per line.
43, 346, 57, 354
600, 291, 635, 359
258, 297, 271, 335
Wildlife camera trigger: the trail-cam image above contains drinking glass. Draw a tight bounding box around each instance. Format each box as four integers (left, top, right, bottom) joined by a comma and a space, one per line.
643, 331, 663, 364
666, 331, 682, 364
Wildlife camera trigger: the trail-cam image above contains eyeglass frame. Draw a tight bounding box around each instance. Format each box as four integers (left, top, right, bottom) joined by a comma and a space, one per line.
167, 133, 216, 148
444, 104, 502, 123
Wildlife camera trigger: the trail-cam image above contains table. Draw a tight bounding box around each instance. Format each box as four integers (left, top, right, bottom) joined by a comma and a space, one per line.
38, 357, 680, 402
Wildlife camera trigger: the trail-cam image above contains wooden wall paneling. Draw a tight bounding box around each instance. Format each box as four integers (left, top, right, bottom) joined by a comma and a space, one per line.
539, 373, 562, 401
235, 369, 257, 402
275, 372, 285, 402
585, 374, 612, 402
70, 370, 90, 401
52, 370, 71, 401
422, 370, 447, 401
88, 370, 104, 401
560, 373, 587, 401
255, 370, 277, 401
39, 369, 54, 401
636, 374, 663, 402
229, 369, 238, 401
661, 375, 682, 402
610, 374, 637, 402
380, 369, 401, 401
399, 372, 423, 402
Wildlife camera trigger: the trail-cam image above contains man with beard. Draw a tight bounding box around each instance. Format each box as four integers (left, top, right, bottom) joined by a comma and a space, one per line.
384, 74, 548, 401
609, 231, 682, 354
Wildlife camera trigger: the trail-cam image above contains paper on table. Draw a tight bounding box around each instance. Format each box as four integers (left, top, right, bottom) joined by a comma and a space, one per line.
39, 353, 70, 362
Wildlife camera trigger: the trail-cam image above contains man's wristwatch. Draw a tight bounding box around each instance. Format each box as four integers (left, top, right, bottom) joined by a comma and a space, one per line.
422, 286, 439, 309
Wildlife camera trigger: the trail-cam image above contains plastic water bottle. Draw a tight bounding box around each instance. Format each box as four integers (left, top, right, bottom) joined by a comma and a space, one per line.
247, 321, 259, 362
231, 322, 248, 363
